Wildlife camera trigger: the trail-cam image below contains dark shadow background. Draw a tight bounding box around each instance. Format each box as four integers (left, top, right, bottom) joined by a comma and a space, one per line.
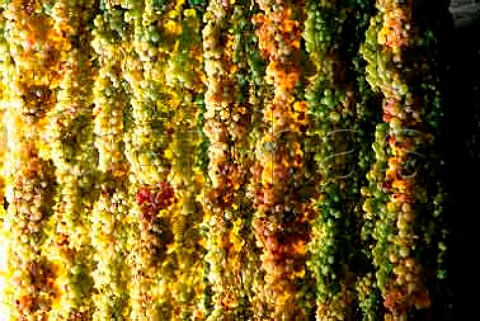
443, 1, 480, 319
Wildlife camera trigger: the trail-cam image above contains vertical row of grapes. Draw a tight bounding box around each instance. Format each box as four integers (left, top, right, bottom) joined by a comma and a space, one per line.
361, 0, 449, 319
250, 1, 314, 320
122, 1, 178, 319
304, 0, 381, 319
42, 0, 97, 319
2, 0, 63, 319
242, 1, 270, 319
202, 0, 250, 318
160, 3, 206, 319
91, 1, 132, 319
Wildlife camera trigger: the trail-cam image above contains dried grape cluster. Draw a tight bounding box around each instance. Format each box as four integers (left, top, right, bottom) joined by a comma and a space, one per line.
0, 1, 454, 321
